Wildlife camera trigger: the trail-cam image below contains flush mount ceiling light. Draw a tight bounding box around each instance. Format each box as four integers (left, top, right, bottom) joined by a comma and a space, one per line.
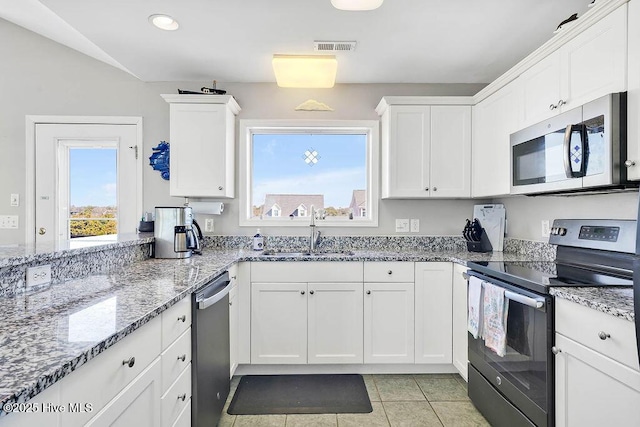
331, 0, 383, 11
148, 14, 179, 31
272, 55, 337, 88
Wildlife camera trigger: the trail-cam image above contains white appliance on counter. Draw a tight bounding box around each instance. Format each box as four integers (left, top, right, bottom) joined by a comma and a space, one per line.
473, 204, 506, 252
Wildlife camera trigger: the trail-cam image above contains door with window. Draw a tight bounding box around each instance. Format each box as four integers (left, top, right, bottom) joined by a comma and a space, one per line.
34, 123, 140, 243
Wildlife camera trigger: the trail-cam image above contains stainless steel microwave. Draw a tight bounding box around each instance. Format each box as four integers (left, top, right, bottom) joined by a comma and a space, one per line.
510, 92, 635, 195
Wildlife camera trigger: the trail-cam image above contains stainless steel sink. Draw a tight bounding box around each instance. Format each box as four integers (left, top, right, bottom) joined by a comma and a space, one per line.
260, 250, 354, 257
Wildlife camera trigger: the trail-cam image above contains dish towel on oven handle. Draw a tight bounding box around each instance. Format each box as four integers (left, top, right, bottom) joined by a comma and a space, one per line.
467, 276, 483, 339
482, 282, 509, 357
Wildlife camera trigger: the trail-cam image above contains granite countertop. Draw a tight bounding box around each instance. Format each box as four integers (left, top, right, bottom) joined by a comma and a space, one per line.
550, 286, 635, 322
0, 246, 632, 416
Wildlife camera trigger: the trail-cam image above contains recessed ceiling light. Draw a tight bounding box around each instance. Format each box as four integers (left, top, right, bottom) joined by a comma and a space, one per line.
331, 0, 383, 11
148, 14, 179, 31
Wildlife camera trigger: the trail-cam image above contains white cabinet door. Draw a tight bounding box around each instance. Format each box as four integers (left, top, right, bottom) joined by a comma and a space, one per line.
307, 282, 364, 364
472, 81, 523, 198
251, 282, 307, 364
560, 5, 628, 111
430, 106, 472, 198
554, 333, 640, 427
382, 106, 431, 198
520, 51, 563, 126
452, 264, 469, 380
627, 0, 640, 180
229, 285, 239, 376
85, 358, 162, 427
162, 95, 240, 198
0, 383, 61, 427
364, 282, 414, 364
414, 262, 453, 364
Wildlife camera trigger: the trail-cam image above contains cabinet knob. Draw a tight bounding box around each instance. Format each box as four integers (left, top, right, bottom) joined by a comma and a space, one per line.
177, 354, 186, 362
177, 315, 186, 323
551, 346, 561, 355
625, 160, 636, 168
366, 290, 371, 295
309, 290, 315, 295
387, 270, 393, 275
178, 393, 187, 402
549, 103, 557, 111
301, 290, 305, 295
598, 331, 611, 340
557, 99, 566, 108
122, 357, 136, 368
229, 301, 233, 306
425, 187, 429, 191
218, 186, 223, 191
432, 187, 437, 191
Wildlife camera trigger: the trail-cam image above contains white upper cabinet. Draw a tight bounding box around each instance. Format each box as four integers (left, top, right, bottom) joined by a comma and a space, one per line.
519, 4, 627, 129
627, 0, 640, 180
472, 81, 523, 198
376, 98, 472, 199
161, 95, 240, 198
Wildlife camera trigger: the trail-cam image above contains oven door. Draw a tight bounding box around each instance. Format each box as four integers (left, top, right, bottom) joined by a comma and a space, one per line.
467, 272, 554, 427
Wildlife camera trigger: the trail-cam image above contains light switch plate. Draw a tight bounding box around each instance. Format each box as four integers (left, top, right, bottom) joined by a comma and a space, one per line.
0, 216, 18, 229
541, 220, 551, 237
410, 219, 420, 233
395, 218, 409, 233
10, 194, 19, 207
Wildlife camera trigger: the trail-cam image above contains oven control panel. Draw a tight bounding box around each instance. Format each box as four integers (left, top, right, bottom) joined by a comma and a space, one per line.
549, 219, 636, 253
578, 226, 619, 242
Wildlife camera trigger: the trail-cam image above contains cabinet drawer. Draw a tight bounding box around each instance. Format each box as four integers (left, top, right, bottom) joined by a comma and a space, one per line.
555, 298, 639, 370
161, 328, 191, 394
364, 262, 414, 282
171, 399, 191, 427
60, 316, 162, 426
162, 298, 191, 350
251, 261, 362, 282
161, 364, 191, 427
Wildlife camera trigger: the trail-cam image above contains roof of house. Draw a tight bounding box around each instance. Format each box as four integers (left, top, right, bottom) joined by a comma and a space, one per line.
350, 190, 366, 208
262, 194, 324, 217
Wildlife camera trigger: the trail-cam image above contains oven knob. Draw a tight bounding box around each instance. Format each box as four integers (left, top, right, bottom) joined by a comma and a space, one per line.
496, 376, 502, 386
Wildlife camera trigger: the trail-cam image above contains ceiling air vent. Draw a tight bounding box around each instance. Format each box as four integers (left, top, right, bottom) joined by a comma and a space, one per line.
314, 41, 357, 52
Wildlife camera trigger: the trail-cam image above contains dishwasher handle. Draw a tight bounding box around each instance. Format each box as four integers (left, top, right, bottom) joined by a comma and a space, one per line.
197, 279, 232, 310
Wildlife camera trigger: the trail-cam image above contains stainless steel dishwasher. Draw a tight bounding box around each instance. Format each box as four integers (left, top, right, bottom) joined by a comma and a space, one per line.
192, 271, 232, 427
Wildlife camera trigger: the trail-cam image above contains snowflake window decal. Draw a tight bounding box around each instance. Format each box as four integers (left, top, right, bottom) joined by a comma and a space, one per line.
303, 148, 320, 166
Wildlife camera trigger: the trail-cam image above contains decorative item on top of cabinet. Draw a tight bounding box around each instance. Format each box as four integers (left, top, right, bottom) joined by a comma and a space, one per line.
376, 97, 472, 199
161, 94, 241, 198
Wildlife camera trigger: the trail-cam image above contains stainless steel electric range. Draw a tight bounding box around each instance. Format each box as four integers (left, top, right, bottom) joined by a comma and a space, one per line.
466, 219, 636, 427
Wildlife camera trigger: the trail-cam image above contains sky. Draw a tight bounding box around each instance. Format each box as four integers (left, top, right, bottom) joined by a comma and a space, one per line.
252, 133, 367, 207
69, 148, 117, 207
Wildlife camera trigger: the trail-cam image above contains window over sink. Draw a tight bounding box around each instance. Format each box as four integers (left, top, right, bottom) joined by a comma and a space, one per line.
238, 120, 379, 227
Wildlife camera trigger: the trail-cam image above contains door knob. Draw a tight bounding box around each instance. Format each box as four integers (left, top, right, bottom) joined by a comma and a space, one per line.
218, 186, 223, 190
309, 290, 315, 295
38, 227, 46, 235
122, 357, 136, 368
549, 103, 557, 110
624, 160, 636, 168
551, 346, 562, 355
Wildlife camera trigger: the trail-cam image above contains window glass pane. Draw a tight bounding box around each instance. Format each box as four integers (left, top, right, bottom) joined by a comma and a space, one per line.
68, 148, 118, 238
252, 133, 367, 219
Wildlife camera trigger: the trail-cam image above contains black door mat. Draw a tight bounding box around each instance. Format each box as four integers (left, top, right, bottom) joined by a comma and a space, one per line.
227, 374, 373, 415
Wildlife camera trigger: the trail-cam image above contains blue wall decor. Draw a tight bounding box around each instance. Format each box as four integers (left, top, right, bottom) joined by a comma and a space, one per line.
149, 141, 170, 180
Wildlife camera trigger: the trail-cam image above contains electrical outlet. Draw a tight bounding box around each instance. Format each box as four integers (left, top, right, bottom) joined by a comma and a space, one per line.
541, 220, 551, 237
410, 219, 420, 233
10, 194, 19, 207
395, 218, 409, 233
204, 218, 214, 233
0, 216, 18, 229
27, 264, 51, 287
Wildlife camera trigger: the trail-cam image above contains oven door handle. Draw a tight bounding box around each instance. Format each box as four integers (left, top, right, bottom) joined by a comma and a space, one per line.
504, 290, 545, 309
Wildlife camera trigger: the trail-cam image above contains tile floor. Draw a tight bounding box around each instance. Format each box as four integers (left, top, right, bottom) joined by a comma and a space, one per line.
218, 374, 491, 427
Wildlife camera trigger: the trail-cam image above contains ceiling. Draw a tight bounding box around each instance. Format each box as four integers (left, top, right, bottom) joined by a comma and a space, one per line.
2, 0, 592, 84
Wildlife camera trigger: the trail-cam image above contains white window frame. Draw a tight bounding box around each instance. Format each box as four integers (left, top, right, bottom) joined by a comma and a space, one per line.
238, 120, 379, 227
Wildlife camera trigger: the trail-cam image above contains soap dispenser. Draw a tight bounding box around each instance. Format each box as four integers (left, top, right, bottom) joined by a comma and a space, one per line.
253, 229, 264, 251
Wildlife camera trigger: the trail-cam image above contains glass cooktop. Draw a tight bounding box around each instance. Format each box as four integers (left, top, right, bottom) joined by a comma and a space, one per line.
467, 260, 633, 295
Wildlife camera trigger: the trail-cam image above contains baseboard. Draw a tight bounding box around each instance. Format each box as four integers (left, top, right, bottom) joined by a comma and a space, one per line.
235, 363, 458, 376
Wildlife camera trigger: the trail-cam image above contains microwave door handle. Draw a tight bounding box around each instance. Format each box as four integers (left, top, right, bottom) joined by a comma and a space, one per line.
563, 124, 574, 178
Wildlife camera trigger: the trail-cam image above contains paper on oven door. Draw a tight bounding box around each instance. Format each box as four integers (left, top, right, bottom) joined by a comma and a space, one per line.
482, 282, 509, 357
467, 276, 483, 339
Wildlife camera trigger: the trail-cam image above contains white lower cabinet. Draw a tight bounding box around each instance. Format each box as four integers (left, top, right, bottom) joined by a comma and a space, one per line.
554, 298, 640, 426
251, 282, 308, 364
364, 282, 415, 364
85, 358, 162, 427
160, 364, 191, 427
452, 264, 469, 380
414, 262, 453, 365
0, 382, 61, 427
229, 284, 239, 376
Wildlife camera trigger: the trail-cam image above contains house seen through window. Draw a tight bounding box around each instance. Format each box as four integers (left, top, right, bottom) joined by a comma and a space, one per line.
250, 132, 368, 221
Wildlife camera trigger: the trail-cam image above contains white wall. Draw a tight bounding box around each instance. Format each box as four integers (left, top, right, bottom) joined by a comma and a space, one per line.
0, 19, 486, 244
